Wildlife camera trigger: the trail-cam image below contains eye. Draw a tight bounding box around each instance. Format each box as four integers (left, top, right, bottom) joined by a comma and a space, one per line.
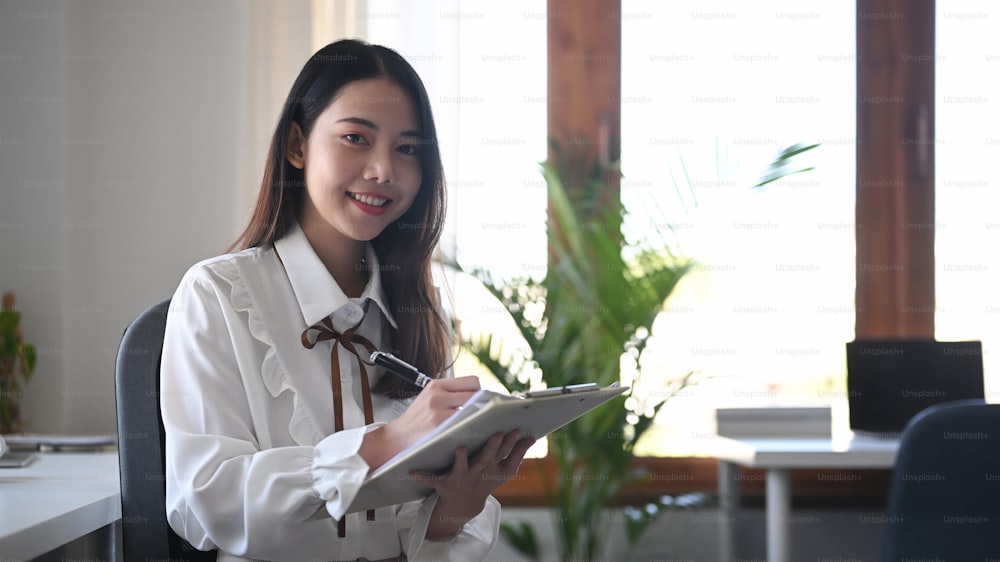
343, 133, 367, 145
397, 143, 420, 156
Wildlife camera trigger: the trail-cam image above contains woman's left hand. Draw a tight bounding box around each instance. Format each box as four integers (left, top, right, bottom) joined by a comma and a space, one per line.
411, 429, 535, 540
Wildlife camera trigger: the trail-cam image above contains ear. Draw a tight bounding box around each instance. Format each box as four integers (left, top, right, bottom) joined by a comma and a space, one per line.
285, 122, 307, 170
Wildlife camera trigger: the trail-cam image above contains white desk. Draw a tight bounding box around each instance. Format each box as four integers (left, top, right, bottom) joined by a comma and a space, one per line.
0, 452, 121, 560
707, 434, 899, 562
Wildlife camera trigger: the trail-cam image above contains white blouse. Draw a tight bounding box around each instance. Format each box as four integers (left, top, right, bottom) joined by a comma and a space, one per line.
160, 221, 500, 562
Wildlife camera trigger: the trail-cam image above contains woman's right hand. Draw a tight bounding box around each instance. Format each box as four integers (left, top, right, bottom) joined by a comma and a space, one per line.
358, 376, 481, 471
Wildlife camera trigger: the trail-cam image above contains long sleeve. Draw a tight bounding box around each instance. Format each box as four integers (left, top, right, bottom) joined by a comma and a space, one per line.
162, 267, 378, 560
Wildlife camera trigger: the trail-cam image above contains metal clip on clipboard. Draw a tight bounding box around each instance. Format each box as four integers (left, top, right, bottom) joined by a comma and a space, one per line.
517, 382, 611, 399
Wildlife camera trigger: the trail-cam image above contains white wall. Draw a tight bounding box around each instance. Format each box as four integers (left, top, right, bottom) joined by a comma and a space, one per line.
0, 0, 313, 435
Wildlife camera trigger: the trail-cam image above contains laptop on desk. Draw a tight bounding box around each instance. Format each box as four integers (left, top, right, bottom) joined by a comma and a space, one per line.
846, 339, 984, 438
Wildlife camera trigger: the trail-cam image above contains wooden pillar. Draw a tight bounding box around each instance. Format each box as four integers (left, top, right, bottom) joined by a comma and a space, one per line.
856, 0, 936, 338
546, 0, 621, 217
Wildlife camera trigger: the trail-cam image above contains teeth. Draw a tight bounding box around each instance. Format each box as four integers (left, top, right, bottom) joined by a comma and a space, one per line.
349, 193, 389, 207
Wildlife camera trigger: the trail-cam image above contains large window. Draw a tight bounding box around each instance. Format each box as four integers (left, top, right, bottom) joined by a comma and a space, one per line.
365, 2, 858, 457
620, 1, 857, 454
935, 1, 1000, 400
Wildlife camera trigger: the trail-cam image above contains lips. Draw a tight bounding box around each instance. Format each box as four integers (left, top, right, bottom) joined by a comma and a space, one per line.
348, 192, 389, 207
347, 191, 390, 216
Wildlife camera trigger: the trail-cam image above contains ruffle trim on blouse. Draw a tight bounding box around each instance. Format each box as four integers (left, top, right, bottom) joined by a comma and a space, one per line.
215, 255, 325, 448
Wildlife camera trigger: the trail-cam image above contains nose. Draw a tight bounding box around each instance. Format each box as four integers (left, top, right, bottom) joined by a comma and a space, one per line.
362, 148, 395, 186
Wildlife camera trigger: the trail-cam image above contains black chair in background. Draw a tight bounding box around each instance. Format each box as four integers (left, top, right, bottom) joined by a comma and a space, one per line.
114, 298, 216, 561
881, 398, 1000, 560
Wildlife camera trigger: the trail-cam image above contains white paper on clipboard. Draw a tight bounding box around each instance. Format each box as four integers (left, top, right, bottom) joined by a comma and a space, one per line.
344, 383, 628, 514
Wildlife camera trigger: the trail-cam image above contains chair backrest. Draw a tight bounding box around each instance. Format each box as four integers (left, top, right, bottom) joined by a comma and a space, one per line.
881, 398, 1000, 561
114, 298, 216, 562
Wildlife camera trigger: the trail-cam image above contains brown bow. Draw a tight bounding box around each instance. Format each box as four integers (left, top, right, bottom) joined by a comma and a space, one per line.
301, 308, 378, 537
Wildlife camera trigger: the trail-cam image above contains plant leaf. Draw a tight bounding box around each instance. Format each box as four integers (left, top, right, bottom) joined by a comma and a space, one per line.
499, 520, 540, 560
20, 343, 37, 379
753, 142, 820, 188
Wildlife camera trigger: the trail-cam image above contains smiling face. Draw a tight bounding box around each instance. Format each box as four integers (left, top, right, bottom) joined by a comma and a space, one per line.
286, 77, 423, 248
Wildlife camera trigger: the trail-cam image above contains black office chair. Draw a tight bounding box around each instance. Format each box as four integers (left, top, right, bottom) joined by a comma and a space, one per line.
114, 298, 216, 561
881, 398, 1000, 561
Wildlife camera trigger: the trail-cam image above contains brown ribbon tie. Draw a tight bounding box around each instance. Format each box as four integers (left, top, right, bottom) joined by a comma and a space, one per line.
301, 308, 378, 538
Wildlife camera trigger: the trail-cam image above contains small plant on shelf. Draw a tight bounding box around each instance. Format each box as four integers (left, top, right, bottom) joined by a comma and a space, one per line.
0, 292, 37, 434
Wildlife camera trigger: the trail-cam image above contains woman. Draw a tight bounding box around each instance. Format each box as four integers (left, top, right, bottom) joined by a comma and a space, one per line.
161, 39, 533, 561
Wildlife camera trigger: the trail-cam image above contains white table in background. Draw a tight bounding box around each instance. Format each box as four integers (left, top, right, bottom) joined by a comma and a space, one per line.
0, 451, 120, 560
707, 434, 899, 562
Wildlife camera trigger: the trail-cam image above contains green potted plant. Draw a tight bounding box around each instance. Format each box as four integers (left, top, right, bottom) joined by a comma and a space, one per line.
0, 291, 37, 434
458, 141, 818, 559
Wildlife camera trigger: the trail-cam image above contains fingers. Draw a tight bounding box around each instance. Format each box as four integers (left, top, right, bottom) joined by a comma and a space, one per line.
501, 436, 536, 470
471, 429, 531, 469
495, 429, 525, 460
420, 376, 482, 411
410, 445, 468, 489
408, 470, 443, 487
411, 434, 535, 501
425, 391, 475, 411
452, 446, 469, 473
429, 375, 481, 392
474, 432, 505, 465
382, 377, 485, 462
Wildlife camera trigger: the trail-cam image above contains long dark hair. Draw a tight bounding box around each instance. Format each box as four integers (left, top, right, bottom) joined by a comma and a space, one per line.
232, 39, 450, 398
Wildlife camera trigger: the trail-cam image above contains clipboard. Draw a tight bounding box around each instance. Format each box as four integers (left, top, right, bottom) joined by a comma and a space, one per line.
345, 383, 628, 514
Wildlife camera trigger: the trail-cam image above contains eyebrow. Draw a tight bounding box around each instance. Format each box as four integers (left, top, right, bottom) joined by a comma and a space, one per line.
335, 116, 422, 139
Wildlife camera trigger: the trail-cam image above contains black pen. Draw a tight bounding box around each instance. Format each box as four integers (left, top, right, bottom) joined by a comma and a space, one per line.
370, 351, 433, 389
